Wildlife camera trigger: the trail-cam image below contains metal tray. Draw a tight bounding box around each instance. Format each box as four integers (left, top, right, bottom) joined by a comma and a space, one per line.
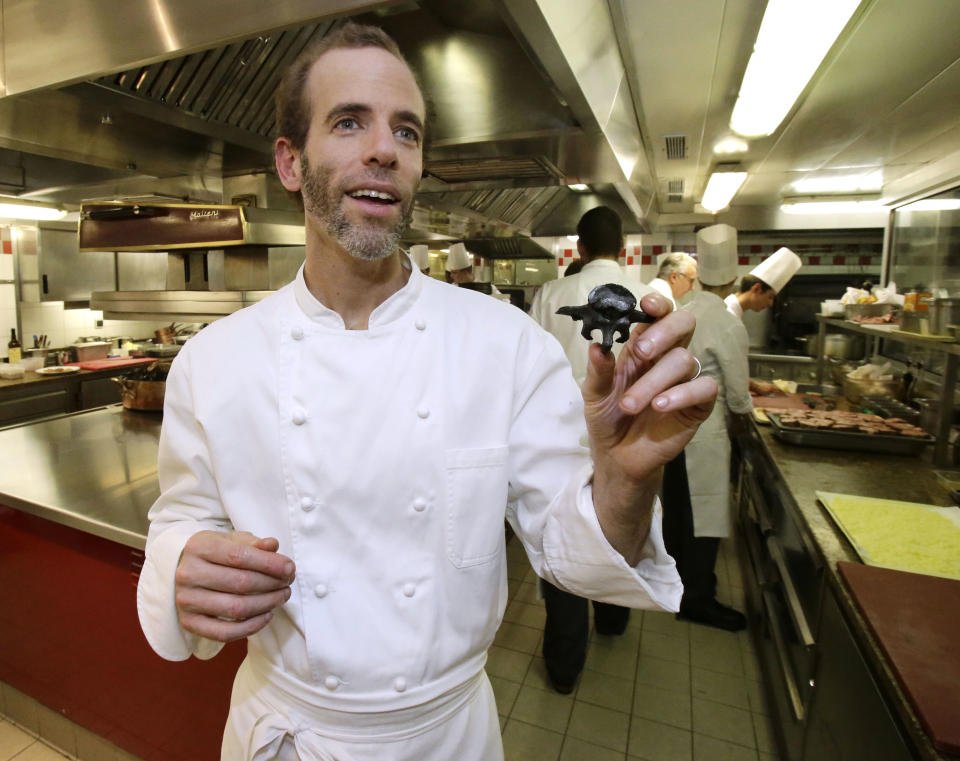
767, 413, 934, 455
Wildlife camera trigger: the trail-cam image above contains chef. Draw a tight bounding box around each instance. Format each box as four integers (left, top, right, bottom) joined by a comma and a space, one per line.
661, 225, 754, 631
725, 245, 802, 320
444, 241, 475, 284
137, 21, 716, 761
408, 243, 431, 275
647, 252, 698, 310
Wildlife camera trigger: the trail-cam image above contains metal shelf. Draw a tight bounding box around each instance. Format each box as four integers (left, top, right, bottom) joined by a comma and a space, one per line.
815, 315, 958, 466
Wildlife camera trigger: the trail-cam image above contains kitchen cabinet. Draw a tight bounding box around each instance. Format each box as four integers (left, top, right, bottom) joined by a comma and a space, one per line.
813, 315, 959, 466
38, 225, 115, 302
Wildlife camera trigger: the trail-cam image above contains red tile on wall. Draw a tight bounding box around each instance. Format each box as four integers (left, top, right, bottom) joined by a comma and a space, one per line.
653, 245, 663, 255
641, 255, 652, 265
809, 256, 820, 265
2, 240, 11, 255
738, 256, 749, 265
833, 255, 846, 265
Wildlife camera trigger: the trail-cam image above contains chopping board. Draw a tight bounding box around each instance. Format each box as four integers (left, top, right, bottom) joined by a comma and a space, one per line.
749, 392, 811, 410
838, 561, 960, 754
66, 357, 158, 370
817, 491, 960, 580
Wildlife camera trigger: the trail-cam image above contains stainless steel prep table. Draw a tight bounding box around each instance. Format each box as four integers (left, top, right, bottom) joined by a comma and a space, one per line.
0, 404, 160, 548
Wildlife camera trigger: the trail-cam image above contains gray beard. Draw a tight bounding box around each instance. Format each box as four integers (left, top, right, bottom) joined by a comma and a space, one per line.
300, 154, 413, 262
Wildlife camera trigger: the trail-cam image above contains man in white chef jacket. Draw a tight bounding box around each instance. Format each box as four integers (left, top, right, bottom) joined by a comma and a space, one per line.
444, 241, 475, 284
136, 23, 717, 761
725, 246, 802, 320
528, 205, 656, 693
660, 229, 754, 631
647, 252, 698, 310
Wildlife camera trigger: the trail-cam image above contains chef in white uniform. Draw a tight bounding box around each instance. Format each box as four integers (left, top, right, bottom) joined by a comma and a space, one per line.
444, 241, 474, 284
725, 246, 802, 320
661, 225, 754, 631
528, 205, 655, 693
647, 252, 698, 310
137, 22, 717, 761
408, 243, 431, 275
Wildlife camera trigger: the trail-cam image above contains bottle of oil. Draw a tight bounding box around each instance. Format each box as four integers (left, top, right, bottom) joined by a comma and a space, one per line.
7, 328, 21, 364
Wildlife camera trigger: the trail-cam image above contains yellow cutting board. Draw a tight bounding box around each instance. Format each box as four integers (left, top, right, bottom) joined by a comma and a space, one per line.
817, 491, 960, 580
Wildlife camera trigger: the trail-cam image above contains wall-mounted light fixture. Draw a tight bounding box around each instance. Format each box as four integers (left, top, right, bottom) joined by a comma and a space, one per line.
567, 184, 590, 192
701, 165, 748, 213
0, 198, 67, 221
730, 0, 863, 138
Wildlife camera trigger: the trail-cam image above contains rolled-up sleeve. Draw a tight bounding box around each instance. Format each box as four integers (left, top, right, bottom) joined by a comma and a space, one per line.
136, 347, 230, 662
504, 329, 683, 612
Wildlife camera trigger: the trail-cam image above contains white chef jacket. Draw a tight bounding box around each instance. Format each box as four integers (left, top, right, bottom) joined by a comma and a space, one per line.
647, 277, 676, 310
137, 262, 681, 747
529, 259, 656, 387
724, 292, 743, 320
681, 291, 753, 537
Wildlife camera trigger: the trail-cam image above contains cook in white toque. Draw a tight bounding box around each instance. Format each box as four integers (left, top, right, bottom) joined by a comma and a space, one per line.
409, 244, 430, 273
445, 242, 476, 284
749, 247, 801, 293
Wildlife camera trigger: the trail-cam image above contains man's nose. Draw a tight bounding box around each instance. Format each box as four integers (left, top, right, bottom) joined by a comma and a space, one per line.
364, 122, 398, 168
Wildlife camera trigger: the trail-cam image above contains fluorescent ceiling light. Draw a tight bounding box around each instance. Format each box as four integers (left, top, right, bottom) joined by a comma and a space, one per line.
566, 235, 579, 242
730, 0, 863, 137
791, 170, 882, 194
701, 169, 748, 213
567, 184, 590, 192
0, 200, 67, 221
713, 136, 749, 155
899, 199, 960, 212
780, 200, 886, 214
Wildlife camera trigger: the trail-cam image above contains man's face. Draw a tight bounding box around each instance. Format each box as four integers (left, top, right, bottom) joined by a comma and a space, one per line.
296, 47, 425, 261
747, 283, 777, 311
670, 264, 697, 299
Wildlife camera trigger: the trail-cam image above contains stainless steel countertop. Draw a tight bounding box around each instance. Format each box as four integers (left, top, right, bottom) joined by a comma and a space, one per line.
0, 405, 160, 548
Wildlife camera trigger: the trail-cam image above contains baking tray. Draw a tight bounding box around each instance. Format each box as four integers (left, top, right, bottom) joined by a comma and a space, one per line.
768, 412, 934, 455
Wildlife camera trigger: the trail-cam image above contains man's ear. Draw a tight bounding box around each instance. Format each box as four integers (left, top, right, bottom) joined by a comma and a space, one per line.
275, 137, 302, 192
750, 282, 764, 295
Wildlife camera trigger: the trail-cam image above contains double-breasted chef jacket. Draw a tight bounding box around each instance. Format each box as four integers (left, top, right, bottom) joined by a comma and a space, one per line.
138, 260, 682, 718
681, 291, 753, 537
529, 259, 656, 388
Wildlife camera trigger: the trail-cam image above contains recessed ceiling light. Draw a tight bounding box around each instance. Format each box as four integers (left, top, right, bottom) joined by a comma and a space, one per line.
713, 136, 749, 154
701, 168, 748, 213
780, 200, 887, 214
791, 170, 883, 194
567, 184, 590, 192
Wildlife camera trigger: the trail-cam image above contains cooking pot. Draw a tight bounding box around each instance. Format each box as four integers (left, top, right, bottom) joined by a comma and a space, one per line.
113, 377, 165, 411
799, 332, 865, 359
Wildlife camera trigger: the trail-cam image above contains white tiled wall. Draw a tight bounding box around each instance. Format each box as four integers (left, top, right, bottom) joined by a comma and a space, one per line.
18, 301, 181, 352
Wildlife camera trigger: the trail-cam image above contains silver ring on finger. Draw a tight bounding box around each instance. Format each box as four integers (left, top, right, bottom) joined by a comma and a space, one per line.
691, 356, 702, 381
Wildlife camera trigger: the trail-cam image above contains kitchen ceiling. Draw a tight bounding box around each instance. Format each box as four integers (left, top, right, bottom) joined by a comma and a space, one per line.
0, 0, 958, 240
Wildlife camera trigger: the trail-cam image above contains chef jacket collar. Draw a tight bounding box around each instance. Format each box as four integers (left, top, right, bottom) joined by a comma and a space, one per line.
580, 258, 624, 274
293, 252, 423, 329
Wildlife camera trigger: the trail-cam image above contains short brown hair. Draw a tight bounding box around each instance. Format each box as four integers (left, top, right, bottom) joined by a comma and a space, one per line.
275, 22, 422, 152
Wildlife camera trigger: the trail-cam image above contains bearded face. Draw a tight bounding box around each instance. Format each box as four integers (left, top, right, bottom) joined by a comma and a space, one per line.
300, 153, 415, 262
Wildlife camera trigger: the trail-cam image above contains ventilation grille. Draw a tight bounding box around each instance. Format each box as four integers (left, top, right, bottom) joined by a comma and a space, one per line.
664, 134, 687, 160
426, 156, 562, 184
666, 178, 684, 203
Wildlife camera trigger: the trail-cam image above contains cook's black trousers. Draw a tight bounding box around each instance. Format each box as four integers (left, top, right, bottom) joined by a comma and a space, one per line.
661, 450, 720, 602
540, 580, 630, 687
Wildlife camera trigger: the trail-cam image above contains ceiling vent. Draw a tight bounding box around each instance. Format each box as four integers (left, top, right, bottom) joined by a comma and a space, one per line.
667, 177, 685, 203
425, 156, 562, 184
664, 134, 687, 160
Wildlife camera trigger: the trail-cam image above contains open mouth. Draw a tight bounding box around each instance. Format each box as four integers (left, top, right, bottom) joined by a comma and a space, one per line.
347, 189, 399, 206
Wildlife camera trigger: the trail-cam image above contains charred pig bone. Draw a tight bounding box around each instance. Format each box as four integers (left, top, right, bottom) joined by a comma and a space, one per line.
556, 283, 656, 353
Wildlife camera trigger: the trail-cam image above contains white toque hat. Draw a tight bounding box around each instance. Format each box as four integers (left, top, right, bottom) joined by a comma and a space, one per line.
695, 224, 738, 285
445, 242, 473, 271
409, 244, 430, 270
750, 247, 801, 292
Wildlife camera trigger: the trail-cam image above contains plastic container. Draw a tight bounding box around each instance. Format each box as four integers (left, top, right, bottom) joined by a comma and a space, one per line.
843, 373, 899, 405
73, 341, 111, 361
821, 299, 845, 317
844, 303, 899, 321
0, 363, 25, 379
20, 356, 44, 372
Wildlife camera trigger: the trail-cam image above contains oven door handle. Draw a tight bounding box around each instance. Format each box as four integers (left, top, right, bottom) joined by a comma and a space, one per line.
761, 589, 807, 722
766, 535, 816, 648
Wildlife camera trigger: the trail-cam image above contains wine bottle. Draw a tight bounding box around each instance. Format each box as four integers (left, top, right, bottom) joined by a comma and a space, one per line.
7, 328, 21, 364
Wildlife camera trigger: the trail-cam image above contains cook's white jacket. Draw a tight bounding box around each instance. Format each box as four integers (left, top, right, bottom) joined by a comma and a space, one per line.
529, 259, 656, 387
138, 263, 682, 712
681, 291, 753, 537
724, 292, 744, 320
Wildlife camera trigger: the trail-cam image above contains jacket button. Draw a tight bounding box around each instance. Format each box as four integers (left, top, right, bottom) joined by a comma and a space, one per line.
314, 583, 328, 598
300, 496, 314, 512
393, 676, 407, 692
412, 497, 427, 513
414, 319, 426, 331
417, 407, 430, 419
291, 326, 304, 340
292, 409, 306, 425
403, 583, 416, 597
324, 675, 339, 690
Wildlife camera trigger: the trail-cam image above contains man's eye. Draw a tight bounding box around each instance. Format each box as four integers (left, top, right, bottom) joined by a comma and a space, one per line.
396, 126, 420, 143
335, 118, 359, 130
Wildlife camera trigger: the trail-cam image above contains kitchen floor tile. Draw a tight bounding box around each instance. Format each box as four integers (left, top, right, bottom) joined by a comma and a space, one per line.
633, 683, 692, 729
559, 736, 626, 761
692, 697, 756, 748
510, 685, 574, 734
628, 715, 693, 761
0, 719, 36, 760
566, 701, 630, 752
502, 719, 563, 761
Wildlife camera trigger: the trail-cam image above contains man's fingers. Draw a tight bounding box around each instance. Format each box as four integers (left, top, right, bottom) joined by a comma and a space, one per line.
582, 341, 618, 401
176, 557, 293, 595
179, 610, 274, 643
638, 292, 674, 319
628, 309, 695, 360
186, 531, 295, 581
618, 347, 695, 413
176, 586, 291, 622
649, 376, 718, 419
